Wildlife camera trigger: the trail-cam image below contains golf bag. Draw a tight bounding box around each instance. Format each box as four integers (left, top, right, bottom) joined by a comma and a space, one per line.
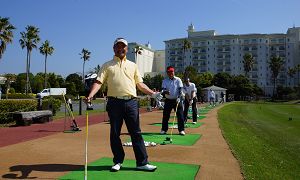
85, 73, 98, 110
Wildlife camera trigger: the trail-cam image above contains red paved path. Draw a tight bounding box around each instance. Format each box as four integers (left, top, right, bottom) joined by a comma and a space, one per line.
0, 108, 150, 148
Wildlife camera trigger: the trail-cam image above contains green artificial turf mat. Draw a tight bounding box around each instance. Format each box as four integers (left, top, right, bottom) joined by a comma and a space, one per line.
170, 115, 206, 120
127, 133, 201, 146
151, 122, 204, 128
59, 157, 200, 180
63, 130, 81, 133
59, 158, 200, 180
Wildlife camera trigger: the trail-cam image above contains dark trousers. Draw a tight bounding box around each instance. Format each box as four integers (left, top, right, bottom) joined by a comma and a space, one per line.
106, 97, 148, 166
162, 98, 184, 132
183, 97, 198, 123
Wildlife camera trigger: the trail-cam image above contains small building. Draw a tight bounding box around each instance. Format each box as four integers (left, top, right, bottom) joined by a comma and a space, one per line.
203, 85, 227, 102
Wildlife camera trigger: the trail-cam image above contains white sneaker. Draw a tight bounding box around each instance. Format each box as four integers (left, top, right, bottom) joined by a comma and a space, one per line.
111, 163, 122, 172
192, 122, 197, 124
136, 164, 157, 171
160, 130, 166, 135
179, 131, 185, 135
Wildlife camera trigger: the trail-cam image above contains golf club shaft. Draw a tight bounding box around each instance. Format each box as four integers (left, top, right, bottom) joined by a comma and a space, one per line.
62, 93, 75, 120
170, 101, 180, 139
85, 112, 89, 180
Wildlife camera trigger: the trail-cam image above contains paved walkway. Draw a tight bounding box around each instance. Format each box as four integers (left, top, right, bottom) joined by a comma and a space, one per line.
0, 105, 243, 179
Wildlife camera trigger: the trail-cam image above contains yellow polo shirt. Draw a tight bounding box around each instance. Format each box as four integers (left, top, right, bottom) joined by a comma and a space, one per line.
97, 56, 143, 97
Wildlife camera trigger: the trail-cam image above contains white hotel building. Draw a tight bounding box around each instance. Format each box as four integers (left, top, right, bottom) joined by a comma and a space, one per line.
165, 24, 300, 95
127, 42, 165, 77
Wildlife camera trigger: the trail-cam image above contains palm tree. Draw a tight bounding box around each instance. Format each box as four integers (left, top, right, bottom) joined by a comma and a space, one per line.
134, 45, 143, 62
19, 25, 40, 94
287, 67, 296, 86
80, 48, 91, 83
182, 39, 191, 73
93, 65, 101, 74
296, 64, 300, 85
0, 17, 16, 59
4, 73, 16, 99
268, 56, 285, 98
243, 53, 254, 77
39, 40, 54, 89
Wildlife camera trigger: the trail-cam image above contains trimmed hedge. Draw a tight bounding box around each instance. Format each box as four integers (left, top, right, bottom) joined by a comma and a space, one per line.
0, 99, 37, 124
41, 97, 62, 116
1, 93, 36, 99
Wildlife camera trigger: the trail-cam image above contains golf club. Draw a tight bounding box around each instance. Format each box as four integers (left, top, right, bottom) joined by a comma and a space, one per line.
164, 100, 180, 144
84, 112, 89, 180
62, 93, 81, 131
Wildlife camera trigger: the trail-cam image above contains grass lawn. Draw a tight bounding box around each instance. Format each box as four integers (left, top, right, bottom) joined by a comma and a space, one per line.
218, 102, 300, 180
53, 108, 105, 120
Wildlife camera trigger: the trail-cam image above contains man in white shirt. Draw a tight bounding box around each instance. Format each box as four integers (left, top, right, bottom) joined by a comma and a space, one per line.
208, 89, 216, 106
160, 66, 185, 135
183, 78, 198, 124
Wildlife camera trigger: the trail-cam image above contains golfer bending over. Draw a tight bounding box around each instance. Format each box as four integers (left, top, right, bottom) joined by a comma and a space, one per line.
86, 38, 162, 172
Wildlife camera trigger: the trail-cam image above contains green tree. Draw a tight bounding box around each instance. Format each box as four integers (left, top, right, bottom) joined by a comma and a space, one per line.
134, 45, 143, 61
287, 67, 296, 86
198, 72, 213, 88
151, 74, 164, 91
142, 74, 151, 87
243, 53, 254, 77
230, 75, 253, 100
65, 82, 77, 96
0, 17, 16, 59
182, 39, 191, 71
184, 66, 197, 81
90, 64, 101, 74
66, 73, 84, 95
296, 64, 300, 85
32, 73, 44, 93
39, 40, 54, 89
13, 73, 34, 93
268, 56, 285, 97
56, 75, 65, 88
212, 72, 232, 89
80, 48, 91, 83
19, 25, 40, 94
47, 73, 60, 88
4, 73, 16, 99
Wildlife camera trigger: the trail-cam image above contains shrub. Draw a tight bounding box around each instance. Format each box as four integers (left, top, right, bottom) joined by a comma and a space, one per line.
4, 93, 35, 99
0, 99, 37, 124
138, 97, 150, 107
41, 97, 62, 116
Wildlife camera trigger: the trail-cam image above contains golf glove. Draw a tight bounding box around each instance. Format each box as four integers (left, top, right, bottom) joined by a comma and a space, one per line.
176, 98, 181, 104
189, 99, 193, 105
151, 92, 163, 101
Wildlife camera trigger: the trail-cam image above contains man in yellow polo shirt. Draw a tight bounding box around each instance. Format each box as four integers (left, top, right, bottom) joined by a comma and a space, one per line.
86, 38, 162, 172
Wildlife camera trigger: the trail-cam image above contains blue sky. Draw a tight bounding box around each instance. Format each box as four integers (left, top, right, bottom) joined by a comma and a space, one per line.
1, 0, 300, 77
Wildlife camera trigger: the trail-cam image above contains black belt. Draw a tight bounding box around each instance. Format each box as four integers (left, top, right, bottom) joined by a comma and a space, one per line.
108, 96, 136, 100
